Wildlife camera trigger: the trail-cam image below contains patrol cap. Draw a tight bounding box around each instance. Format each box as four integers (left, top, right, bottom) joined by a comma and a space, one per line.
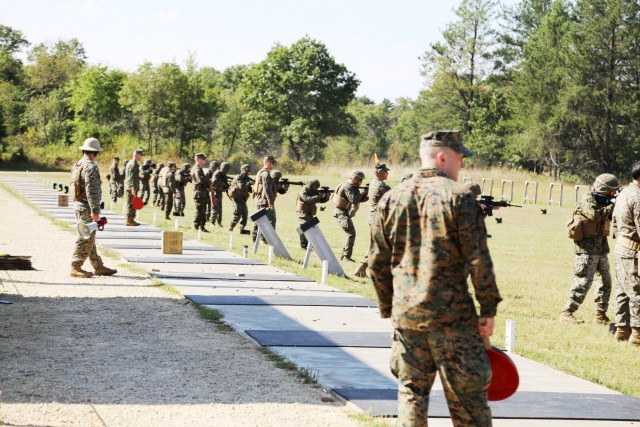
133, 149, 143, 155
264, 155, 277, 164
79, 137, 103, 152
374, 163, 390, 172
350, 170, 365, 180
420, 130, 475, 157
593, 173, 619, 194
195, 152, 207, 159
241, 164, 251, 172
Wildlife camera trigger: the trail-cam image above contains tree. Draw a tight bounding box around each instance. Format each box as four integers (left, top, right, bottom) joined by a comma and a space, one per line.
240, 37, 359, 162
0, 24, 29, 84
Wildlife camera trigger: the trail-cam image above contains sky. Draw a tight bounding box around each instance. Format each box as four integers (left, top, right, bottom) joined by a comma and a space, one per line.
1, 0, 514, 102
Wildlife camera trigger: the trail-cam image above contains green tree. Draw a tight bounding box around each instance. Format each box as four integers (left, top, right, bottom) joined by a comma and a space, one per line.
240, 37, 359, 162
0, 24, 29, 84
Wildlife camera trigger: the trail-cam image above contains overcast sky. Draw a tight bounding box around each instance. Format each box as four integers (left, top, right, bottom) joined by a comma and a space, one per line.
1, 0, 515, 102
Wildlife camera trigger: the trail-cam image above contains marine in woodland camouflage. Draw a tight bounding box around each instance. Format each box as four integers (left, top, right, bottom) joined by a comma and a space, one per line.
191, 163, 210, 229
71, 156, 104, 269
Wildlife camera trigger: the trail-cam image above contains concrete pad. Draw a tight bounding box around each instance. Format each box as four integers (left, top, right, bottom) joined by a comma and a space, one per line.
245, 330, 391, 347
160, 277, 345, 294
190, 294, 375, 307
124, 256, 264, 265
96, 226, 161, 233
98, 233, 162, 240
104, 243, 224, 251
150, 271, 314, 281
142, 263, 277, 275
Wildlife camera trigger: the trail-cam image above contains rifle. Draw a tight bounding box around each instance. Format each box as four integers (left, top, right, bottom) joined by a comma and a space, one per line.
281, 178, 305, 186
478, 195, 522, 216
318, 186, 334, 194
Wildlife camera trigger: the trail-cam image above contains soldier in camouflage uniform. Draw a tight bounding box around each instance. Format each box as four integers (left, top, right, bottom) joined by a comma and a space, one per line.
612, 162, 640, 346
269, 169, 290, 229
211, 162, 230, 226
228, 164, 253, 235
159, 162, 177, 219
124, 150, 142, 226
354, 164, 391, 277
296, 179, 330, 249
251, 155, 277, 241
139, 159, 154, 205
560, 174, 619, 325
174, 163, 192, 216
118, 160, 128, 198
332, 170, 369, 261
70, 138, 117, 278
206, 160, 220, 220
108, 156, 121, 203
191, 153, 211, 232
369, 130, 501, 427
152, 162, 165, 206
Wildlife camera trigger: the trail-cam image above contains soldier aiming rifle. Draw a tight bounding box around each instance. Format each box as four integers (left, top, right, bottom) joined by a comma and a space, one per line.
477, 195, 521, 216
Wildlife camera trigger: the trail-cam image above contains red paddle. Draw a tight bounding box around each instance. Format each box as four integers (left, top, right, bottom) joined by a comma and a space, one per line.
132, 196, 144, 210
483, 335, 519, 401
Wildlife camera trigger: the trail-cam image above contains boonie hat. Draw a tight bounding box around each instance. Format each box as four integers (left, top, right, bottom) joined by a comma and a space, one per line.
79, 137, 103, 152
420, 130, 475, 157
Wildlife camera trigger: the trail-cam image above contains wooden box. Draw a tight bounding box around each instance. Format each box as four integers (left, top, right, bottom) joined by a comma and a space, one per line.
162, 231, 183, 254
57, 194, 68, 207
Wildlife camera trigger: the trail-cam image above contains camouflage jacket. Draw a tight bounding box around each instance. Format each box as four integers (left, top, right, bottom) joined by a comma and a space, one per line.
124, 160, 140, 191
296, 187, 329, 216
333, 180, 369, 217
369, 168, 502, 331
151, 168, 162, 185
191, 164, 210, 198
139, 167, 152, 183
574, 193, 613, 255
159, 167, 176, 192
229, 173, 252, 202
71, 156, 102, 215
253, 168, 275, 206
368, 177, 391, 224
108, 162, 121, 184
174, 168, 191, 189
212, 171, 229, 193
613, 183, 640, 257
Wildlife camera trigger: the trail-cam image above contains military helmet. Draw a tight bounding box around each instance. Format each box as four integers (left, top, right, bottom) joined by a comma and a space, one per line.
167, 161, 176, 167
593, 173, 619, 194
182, 163, 191, 170
271, 170, 282, 180
307, 179, 321, 190
220, 162, 230, 173
209, 160, 220, 169
464, 181, 482, 197
144, 159, 152, 165
350, 170, 365, 180
241, 164, 251, 173
157, 163, 165, 169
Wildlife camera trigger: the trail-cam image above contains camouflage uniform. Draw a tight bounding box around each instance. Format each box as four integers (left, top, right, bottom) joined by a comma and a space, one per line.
71, 156, 105, 270
108, 160, 121, 203
251, 167, 276, 241
206, 161, 219, 220
174, 164, 191, 216
354, 172, 391, 274
228, 166, 253, 233
152, 163, 164, 206
211, 162, 230, 226
118, 160, 127, 198
159, 164, 176, 219
124, 159, 140, 221
563, 193, 614, 315
613, 183, 640, 331
296, 180, 330, 248
333, 177, 368, 259
139, 160, 153, 205
191, 162, 210, 230
370, 167, 501, 426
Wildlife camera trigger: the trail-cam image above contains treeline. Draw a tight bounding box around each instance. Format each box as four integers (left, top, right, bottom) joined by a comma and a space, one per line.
2, 0, 640, 178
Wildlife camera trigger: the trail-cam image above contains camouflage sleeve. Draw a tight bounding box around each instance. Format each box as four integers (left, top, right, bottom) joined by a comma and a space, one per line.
369, 193, 394, 318
84, 163, 102, 215
457, 193, 502, 317
132, 164, 140, 191
299, 190, 324, 204
264, 173, 275, 205
344, 183, 361, 205
124, 162, 134, 190
168, 172, 177, 192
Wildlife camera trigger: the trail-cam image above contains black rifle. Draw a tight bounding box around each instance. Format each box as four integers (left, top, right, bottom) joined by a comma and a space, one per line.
318, 186, 334, 194
281, 178, 305, 186
478, 195, 522, 216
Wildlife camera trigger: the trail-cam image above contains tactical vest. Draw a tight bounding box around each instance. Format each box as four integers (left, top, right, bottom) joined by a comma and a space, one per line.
254, 169, 267, 199
296, 192, 317, 215
332, 183, 350, 210
567, 214, 609, 240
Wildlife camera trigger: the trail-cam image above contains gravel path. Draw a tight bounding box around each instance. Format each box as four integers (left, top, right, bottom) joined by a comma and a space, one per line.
0, 184, 360, 427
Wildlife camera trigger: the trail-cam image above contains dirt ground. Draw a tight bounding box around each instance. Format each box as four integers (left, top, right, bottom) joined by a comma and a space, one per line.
0, 184, 360, 427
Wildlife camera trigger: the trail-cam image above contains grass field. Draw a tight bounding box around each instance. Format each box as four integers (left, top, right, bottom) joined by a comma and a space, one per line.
20, 165, 640, 399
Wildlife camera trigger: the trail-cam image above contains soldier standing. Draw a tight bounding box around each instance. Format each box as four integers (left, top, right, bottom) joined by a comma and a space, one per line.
139, 159, 154, 205
174, 163, 192, 216
152, 162, 164, 207
124, 149, 142, 226
269, 169, 290, 230
206, 160, 220, 221
70, 137, 117, 278
228, 164, 253, 235
296, 179, 330, 249
159, 162, 177, 220
369, 130, 501, 426
332, 170, 369, 261
118, 159, 128, 198
191, 153, 211, 232
108, 156, 121, 203
612, 162, 640, 345
560, 174, 619, 324
211, 162, 230, 226
354, 163, 390, 276
251, 155, 277, 241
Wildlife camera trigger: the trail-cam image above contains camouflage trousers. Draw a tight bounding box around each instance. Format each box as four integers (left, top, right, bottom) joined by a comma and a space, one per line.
211, 191, 223, 225
391, 328, 492, 427
175, 188, 186, 215
71, 206, 104, 269
109, 181, 119, 202
140, 181, 151, 205
563, 253, 611, 313
297, 212, 313, 248
125, 192, 137, 221
251, 204, 276, 241
193, 195, 208, 228
161, 187, 173, 218
334, 209, 356, 258
230, 199, 248, 230
614, 245, 640, 328
152, 181, 160, 205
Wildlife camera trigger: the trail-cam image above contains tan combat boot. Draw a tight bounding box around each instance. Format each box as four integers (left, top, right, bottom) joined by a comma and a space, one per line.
94, 265, 117, 276
353, 263, 368, 278
70, 267, 93, 278
593, 310, 610, 324
125, 219, 140, 226
615, 325, 631, 341
629, 328, 640, 346
559, 310, 584, 324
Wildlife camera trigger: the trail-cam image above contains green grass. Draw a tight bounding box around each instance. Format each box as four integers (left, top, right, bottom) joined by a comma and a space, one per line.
256, 346, 319, 384
4, 168, 639, 399
350, 412, 394, 426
